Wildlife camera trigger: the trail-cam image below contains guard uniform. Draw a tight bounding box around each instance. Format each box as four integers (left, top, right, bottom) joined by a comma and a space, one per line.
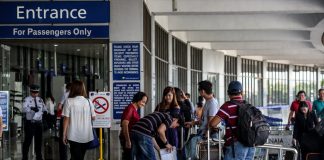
22, 84, 48, 160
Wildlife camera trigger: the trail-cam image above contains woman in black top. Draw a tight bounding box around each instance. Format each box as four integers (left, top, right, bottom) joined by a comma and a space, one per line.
293, 101, 319, 160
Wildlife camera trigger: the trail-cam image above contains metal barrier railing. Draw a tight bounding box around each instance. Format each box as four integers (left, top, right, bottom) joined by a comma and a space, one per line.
256, 143, 298, 160
195, 140, 298, 160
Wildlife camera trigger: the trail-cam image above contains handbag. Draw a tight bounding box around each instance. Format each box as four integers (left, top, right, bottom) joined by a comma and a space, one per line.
86, 99, 99, 150
87, 129, 99, 149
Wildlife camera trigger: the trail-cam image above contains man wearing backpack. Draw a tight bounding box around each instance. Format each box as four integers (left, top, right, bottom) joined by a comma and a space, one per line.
210, 81, 269, 160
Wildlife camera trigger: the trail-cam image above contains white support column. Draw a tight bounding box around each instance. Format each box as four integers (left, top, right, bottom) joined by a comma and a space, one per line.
288, 64, 295, 104
151, 15, 156, 113
168, 32, 173, 86
187, 43, 191, 93
262, 60, 268, 107
317, 67, 321, 89
237, 56, 242, 82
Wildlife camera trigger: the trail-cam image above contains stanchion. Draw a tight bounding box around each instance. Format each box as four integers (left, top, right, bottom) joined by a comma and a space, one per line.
99, 128, 103, 160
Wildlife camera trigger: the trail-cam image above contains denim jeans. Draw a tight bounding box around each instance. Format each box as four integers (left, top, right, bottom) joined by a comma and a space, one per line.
131, 132, 156, 160
224, 141, 255, 160
185, 133, 218, 160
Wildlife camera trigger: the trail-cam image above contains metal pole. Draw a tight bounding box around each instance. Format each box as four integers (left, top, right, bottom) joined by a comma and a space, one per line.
54, 45, 57, 76
99, 128, 103, 160
108, 128, 110, 160
207, 129, 210, 160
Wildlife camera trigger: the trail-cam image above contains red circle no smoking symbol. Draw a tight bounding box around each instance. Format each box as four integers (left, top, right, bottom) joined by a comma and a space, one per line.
92, 97, 109, 114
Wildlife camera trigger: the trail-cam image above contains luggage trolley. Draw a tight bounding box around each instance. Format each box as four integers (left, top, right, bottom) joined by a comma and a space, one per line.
196, 129, 224, 160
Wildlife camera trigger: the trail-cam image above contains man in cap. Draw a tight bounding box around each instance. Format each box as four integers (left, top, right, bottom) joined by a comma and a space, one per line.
22, 84, 48, 160
209, 81, 255, 160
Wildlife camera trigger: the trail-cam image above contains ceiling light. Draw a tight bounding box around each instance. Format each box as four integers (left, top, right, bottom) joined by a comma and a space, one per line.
76, 49, 81, 52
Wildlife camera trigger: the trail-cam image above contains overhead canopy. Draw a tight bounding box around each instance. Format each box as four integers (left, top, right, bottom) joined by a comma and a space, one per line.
146, 0, 324, 67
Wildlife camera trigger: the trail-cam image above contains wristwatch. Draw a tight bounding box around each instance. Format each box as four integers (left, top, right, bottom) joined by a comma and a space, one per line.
164, 141, 169, 146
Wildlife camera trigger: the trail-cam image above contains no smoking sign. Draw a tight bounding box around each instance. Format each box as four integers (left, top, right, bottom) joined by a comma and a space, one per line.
93, 96, 109, 114
89, 92, 111, 128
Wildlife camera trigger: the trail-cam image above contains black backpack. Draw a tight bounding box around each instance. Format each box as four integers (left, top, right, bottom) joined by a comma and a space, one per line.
230, 100, 270, 147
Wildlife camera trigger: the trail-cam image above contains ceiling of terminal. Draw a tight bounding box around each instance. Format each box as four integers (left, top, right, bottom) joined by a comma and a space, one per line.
146, 0, 324, 68
7, 43, 105, 58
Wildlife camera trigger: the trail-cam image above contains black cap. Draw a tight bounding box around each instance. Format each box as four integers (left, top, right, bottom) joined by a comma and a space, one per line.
30, 84, 40, 92
227, 81, 243, 94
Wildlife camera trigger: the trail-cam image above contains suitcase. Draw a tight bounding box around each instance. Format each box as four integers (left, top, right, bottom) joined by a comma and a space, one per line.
197, 129, 222, 160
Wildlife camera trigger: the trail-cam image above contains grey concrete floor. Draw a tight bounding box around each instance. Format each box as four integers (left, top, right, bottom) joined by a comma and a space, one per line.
0, 128, 121, 160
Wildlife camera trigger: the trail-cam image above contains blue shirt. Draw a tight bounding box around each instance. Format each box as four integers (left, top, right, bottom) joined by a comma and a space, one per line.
313, 99, 324, 119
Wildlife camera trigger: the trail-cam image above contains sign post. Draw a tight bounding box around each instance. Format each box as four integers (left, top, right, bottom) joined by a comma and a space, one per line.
89, 91, 111, 160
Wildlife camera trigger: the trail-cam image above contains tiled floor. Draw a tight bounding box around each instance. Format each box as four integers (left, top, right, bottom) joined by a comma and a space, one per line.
0, 128, 122, 160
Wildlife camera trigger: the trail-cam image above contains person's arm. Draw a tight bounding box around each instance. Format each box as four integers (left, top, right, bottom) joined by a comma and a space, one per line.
57, 103, 63, 111
0, 117, 3, 138
62, 117, 70, 145
158, 123, 173, 152
292, 117, 298, 146
313, 111, 319, 126
152, 137, 160, 151
286, 110, 294, 129
209, 116, 222, 129
89, 100, 96, 120
22, 98, 31, 113
121, 120, 131, 148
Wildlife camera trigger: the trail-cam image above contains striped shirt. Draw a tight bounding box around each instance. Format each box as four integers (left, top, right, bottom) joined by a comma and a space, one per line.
215, 96, 243, 146
131, 112, 172, 137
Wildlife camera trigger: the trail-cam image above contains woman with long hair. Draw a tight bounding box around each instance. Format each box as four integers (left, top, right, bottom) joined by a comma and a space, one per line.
155, 86, 180, 148
62, 80, 96, 160
293, 101, 319, 160
119, 92, 148, 160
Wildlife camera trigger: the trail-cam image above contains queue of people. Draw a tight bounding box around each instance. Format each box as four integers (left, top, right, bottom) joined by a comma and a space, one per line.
17, 79, 324, 160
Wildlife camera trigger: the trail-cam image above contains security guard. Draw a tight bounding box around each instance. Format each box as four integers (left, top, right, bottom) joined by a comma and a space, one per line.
22, 84, 48, 160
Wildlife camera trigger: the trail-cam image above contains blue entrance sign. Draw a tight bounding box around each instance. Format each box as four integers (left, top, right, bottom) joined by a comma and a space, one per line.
0, 26, 109, 39
0, 1, 110, 24
0, 91, 9, 131
113, 43, 140, 80
113, 82, 140, 119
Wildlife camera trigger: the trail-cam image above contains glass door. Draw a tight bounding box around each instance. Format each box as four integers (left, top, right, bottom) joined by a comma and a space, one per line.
0, 44, 10, 91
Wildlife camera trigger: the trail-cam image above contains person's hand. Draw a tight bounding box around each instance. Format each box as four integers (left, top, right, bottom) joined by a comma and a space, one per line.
181, 91, 187, 99
285, 124, 290, 130
126, 140, 131, 149
165, 144, 173, 153
210, 127, 220, 133
184, 121, 193, 128
31, 107, 39, 112
292, 138, 297, 146
63, 135, 68, 145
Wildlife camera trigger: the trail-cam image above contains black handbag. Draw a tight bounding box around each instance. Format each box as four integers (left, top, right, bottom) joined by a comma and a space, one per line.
86, 99, 99, 150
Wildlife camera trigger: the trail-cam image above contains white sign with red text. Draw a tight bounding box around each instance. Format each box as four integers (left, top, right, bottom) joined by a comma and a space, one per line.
89, 91, 111, 128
